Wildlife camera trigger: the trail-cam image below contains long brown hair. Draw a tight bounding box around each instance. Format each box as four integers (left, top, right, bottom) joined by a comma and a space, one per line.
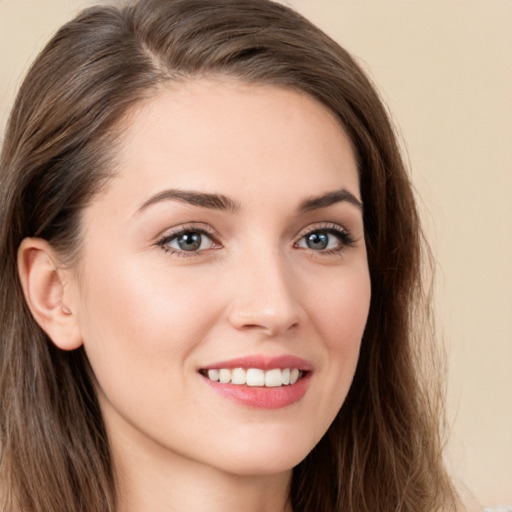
0, 1, 458, 511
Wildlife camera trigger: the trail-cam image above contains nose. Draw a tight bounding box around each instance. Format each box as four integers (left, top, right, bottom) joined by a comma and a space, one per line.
226, 248, 303, 337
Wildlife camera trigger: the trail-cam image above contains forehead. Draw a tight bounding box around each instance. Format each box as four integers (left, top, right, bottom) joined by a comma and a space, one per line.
101, 79, 360, 207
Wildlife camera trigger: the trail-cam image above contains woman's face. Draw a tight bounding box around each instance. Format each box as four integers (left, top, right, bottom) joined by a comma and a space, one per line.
70, 79, 371, 476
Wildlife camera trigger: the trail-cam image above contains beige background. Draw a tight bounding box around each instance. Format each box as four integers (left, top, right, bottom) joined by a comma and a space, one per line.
1, 0, 510, 507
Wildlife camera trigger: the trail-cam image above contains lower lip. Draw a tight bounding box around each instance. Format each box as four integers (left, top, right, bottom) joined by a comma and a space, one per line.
201, 373, 311, 409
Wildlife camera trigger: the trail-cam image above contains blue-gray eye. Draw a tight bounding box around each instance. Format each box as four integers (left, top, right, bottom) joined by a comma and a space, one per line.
297, 230, 344, 251
165, 231, 215, 252
176, 232, 201, 251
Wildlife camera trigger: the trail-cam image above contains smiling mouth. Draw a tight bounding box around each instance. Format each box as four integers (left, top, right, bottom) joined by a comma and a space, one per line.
199, 368, 307, 388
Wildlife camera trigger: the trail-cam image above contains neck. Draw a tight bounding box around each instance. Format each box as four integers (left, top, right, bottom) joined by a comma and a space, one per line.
109, 420, 293, 512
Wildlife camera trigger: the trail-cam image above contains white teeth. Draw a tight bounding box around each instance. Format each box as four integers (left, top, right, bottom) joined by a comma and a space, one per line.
207, 369, 219, 382
246, 368, 265, 386
231, 368, 246, 385
204, 367, 304, 387
219, 369, 231, 384
265, 368, 283, 387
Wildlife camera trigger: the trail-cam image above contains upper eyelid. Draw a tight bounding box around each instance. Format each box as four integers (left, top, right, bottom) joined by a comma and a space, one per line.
157, 221, 350, 236
295, 222, 349, 238
157, 223, 219, 241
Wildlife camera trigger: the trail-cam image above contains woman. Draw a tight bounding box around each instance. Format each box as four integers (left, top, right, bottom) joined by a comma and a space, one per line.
0, 0, 459, 511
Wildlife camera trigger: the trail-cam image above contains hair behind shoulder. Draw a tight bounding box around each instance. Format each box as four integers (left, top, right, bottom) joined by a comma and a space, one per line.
0, 1, 459, 511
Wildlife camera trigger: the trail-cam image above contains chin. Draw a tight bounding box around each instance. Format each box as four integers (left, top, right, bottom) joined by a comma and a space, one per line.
202, 428, 318, 477
216, 453, 304, 478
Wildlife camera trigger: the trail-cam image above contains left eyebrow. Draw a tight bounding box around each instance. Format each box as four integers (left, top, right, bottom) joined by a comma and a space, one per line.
297, 188, 363, 212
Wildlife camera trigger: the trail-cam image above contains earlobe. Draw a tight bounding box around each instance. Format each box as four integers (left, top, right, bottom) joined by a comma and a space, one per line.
17, 238, 83, 351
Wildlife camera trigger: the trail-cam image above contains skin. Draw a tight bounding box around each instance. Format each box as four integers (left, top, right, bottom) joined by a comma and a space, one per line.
22, 79, 371, 512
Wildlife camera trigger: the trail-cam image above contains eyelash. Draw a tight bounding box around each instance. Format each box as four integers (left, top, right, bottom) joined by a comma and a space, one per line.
155, 222, 355, 257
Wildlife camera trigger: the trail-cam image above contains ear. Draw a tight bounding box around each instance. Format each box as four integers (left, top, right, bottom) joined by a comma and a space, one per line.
17, 237, 83, 351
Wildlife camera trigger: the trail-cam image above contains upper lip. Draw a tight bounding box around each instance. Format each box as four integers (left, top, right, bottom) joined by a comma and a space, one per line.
200, 355, 313, 372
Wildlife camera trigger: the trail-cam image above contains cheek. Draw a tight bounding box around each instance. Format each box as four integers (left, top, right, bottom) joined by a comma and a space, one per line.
305, 265, 371, 413
309, 264, 371, 351
76, 255, 222, 393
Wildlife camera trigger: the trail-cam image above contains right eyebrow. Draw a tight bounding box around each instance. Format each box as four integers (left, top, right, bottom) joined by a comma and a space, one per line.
135, 189, 240, 215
